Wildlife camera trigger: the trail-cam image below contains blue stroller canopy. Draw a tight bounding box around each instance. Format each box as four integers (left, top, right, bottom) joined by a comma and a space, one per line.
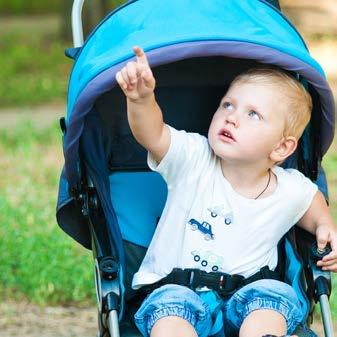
64, 0, 335, 189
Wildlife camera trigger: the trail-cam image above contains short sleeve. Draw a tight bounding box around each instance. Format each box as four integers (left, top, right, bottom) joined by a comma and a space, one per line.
281, 168, 318, 225
147, 126, 211, 188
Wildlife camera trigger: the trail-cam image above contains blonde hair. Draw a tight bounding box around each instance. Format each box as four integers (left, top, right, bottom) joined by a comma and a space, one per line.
230, 67, 313, 140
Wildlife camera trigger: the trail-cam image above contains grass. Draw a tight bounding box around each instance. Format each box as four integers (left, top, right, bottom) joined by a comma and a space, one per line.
0, 0, 126, 15
0, 122, 95, 305
0, 16, 71, 107
0, 1, 59, 14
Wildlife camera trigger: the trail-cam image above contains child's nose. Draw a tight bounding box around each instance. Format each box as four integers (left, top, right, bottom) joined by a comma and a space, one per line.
225, 111, 239, 127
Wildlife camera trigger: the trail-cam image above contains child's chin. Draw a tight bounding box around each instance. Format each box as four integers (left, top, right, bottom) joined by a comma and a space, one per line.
214, 150, 230, 160
212, 145, 230, 156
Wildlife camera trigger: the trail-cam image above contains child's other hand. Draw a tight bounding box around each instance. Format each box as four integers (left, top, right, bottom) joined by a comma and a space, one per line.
115, 46, 156, 101
316, 224, 337, 272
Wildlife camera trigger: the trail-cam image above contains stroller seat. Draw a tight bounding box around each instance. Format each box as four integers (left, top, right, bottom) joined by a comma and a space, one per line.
57, 1, 335, 336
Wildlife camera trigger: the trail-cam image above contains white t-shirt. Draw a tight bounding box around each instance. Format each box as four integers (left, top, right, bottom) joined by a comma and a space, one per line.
132, 127, 318, 289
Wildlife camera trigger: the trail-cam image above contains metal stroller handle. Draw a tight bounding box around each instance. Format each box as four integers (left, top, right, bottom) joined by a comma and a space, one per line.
320, 294, 334, 337
72, 0, 85, 47
83, 175, 120, 337
310, 244, 334, 337
107, 311, 120, 337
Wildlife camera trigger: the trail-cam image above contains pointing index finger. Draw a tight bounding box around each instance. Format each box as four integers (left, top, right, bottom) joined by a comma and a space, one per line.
133, 46, 149, 65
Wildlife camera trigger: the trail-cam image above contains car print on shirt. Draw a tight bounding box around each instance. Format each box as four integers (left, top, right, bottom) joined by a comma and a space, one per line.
188, 218, 214, 240
207, 205, 233, 225
191, 249, 224, 272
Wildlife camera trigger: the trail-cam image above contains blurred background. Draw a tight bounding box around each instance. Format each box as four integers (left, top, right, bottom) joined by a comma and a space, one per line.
0, 1, 336, 336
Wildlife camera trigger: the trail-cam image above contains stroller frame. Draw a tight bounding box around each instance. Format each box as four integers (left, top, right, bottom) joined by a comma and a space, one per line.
61, 1, 335, 336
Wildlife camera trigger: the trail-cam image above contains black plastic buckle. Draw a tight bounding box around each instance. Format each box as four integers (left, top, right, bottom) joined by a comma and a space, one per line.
219, 274, 245, 296
188, 269, 202, 289
199, 271, 223, 291
168, 268, 191, 287
260, 265, 271, 279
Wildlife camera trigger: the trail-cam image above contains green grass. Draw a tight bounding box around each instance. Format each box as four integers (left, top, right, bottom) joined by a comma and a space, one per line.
0, 122, 95, 305
0, 0, 126, 15
323, 152, 337, 219
0, 16, 71, 107
0, 0, 60, 14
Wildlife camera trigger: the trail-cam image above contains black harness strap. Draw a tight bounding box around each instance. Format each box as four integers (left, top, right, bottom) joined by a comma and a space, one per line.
142, 266, 280, 298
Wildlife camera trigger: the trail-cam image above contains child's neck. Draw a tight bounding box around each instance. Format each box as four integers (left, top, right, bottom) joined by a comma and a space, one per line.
220, 160, 276, 199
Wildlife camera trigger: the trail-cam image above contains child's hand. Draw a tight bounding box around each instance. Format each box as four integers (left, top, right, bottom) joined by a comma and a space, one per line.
116, 46, 155, 101
316, 224, 337, 272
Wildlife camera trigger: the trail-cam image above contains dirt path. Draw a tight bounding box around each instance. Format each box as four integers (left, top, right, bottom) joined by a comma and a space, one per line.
0, 302, 97, 337
0, 301, 334, 337
0, 103, 65, 129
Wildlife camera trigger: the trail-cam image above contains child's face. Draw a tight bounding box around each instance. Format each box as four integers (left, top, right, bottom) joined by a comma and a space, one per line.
208, 81, 287, 166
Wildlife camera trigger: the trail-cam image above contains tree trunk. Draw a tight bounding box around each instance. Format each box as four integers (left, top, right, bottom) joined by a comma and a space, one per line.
60, 0, 72, 42
83, 0, 102, 38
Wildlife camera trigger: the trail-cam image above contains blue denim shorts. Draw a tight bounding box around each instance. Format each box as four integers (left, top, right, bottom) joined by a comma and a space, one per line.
134, 280, 304, 337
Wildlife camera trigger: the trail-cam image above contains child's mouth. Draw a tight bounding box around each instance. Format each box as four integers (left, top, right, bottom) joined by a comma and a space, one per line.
219, 129, 235, 142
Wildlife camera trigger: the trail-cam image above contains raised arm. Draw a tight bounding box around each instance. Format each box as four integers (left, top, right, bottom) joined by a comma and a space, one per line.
115, 46, 170, 163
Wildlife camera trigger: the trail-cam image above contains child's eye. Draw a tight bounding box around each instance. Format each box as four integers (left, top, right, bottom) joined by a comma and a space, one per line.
248, 110, 261, 120
222, 102, 233, 109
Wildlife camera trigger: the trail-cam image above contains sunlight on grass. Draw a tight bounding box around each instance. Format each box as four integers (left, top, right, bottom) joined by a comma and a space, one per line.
0, 122, 95, 305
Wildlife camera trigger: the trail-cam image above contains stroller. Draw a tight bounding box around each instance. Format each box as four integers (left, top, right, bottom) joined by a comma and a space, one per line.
56, 0, 336, 336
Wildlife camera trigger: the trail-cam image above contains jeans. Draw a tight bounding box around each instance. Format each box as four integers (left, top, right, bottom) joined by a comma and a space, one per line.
134, 280, 304, 337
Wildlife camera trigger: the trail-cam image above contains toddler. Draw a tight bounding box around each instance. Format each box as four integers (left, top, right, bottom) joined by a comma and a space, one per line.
116, 47, 337, 337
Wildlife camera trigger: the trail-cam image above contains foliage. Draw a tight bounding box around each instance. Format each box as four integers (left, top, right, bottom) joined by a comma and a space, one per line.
0, 0, 59, 14
0, 16, 71, 107
0, 0, 126, 15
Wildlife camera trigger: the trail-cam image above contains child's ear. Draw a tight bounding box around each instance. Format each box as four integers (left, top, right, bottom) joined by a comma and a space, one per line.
270, 136, 297, 163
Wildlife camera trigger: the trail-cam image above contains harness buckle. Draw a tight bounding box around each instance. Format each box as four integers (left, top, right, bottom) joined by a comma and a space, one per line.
188, 269, 201, 289
219, 273, 245, 296
219, 275, 225, 289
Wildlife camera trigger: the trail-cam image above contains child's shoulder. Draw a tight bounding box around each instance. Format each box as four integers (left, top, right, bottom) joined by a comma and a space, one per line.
169, 126, 210, 149
272, 166, 312, 184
